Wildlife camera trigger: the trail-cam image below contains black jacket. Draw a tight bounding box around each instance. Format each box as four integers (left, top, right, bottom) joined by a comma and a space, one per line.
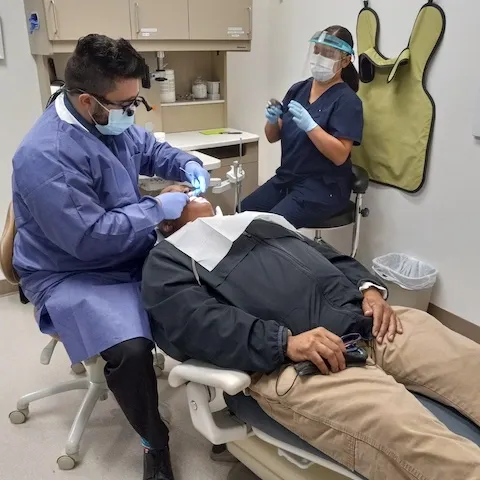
142, 220, 384, 373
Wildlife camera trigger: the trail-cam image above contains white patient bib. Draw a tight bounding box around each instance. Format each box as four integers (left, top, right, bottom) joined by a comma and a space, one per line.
166, 212, 297, 271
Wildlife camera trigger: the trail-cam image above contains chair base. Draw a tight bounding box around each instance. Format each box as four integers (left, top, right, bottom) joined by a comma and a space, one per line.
228, 436, 355, 480
9, 350, 168, 469
9, 357, 109, 470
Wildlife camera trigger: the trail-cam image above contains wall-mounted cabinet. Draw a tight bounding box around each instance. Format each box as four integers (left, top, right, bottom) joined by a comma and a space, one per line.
43, 0, 132, 40
25, 0, 253, 54
24, 0, 250, 137
189, 0, 252, 41
129, 0, 190, 41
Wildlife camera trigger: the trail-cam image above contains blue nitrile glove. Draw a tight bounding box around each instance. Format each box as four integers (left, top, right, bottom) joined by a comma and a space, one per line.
156, 192, 189, 220
288, 100, 318, 132
184, 161, 210, 195
265, 104, 283, 124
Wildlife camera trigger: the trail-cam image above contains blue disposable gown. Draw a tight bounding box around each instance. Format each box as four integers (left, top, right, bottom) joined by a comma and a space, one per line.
12, 93, 200, 363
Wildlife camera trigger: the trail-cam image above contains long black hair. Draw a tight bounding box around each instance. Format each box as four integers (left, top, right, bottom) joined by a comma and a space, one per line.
325, 25, 360, 92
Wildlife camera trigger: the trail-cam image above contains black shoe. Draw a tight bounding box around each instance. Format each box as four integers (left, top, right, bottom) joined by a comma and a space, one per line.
143, 447, 175, 480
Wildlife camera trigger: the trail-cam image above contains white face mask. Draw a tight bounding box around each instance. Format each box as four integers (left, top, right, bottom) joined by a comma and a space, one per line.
310, 55, 339, 83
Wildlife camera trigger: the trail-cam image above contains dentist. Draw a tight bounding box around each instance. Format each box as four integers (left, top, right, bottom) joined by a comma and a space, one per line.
12, 34, 209, 480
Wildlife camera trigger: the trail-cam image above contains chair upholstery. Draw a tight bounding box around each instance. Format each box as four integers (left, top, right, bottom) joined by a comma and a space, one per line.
352, 165, 369, 194
0, 202, 20, 284
305, 166, 369, 231
311, 201, 356, 229
226, 392, 480, 454
225, 391, 480, 479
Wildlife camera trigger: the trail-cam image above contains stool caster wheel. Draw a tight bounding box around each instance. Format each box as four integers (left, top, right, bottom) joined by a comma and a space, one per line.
57, 454, 77, 470
361, 207, 370, 218
9, 408, 29, 424
71, 362, 86, 375
100, 392, 108, 401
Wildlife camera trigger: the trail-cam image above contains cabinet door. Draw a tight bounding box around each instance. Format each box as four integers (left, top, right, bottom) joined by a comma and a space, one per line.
130, 0, 189, 40
189, 0, 252, 41
43, 0, 131, 41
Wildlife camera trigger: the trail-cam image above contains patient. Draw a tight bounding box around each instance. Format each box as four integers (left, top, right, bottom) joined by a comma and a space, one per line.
142, 195, 480, 480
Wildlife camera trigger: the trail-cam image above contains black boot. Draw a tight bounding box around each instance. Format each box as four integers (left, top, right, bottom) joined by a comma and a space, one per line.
143, 447, 175, 480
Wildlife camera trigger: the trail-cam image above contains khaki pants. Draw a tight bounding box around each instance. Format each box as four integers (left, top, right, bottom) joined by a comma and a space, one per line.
248, 308, 480, 480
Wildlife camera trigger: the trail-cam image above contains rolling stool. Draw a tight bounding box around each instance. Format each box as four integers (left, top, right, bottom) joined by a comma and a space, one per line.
310, 165, 370, 258
1, 202, 167, 469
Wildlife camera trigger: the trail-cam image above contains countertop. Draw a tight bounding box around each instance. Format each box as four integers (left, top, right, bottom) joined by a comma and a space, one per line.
139, 129, 259, 181
164, 129, 260, 152
188, 151, 221, 171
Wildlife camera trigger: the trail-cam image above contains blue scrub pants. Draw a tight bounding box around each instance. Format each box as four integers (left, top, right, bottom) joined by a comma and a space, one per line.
241, 177, 350, 229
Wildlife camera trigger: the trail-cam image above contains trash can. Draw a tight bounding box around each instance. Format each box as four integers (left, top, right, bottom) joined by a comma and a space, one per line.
372, 253, 438, 311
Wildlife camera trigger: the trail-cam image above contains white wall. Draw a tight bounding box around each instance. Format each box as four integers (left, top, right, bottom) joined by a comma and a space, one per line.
229, 0, 480, 325
0, 2, 43, 279
227, 0, 272, 183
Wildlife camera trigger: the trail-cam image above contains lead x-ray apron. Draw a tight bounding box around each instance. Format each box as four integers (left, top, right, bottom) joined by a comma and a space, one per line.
352, 1, 446, 192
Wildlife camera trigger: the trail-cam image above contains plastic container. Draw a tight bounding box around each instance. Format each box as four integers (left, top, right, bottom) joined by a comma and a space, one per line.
192, 76, 208, 99
158, 69, 176, 103
207, 81, 221, 94
207, 93, 221, 101
372, 253, 438, 311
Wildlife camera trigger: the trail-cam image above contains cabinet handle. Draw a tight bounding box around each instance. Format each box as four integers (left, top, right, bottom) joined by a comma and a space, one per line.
134, 2, 141, 34
50, 0, 59, 35
247, 6, 252, 38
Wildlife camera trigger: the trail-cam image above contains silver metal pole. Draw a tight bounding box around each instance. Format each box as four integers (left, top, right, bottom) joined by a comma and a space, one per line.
236, 137, 243, 213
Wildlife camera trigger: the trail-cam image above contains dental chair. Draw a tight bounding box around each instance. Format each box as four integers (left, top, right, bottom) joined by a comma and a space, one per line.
169, 360, 480, 480
306, 165, 370, 258
0, 203, 166, 470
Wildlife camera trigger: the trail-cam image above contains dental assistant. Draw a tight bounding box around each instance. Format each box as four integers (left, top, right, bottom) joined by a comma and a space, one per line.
241, 26, 363, 228
12, 34, 209, 480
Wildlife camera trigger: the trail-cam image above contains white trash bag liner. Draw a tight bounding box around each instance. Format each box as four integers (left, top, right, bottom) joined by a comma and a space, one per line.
372, 253, 437, 291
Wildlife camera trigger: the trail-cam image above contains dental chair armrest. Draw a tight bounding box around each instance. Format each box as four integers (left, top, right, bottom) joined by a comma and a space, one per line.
169, 359, 251, 396
169, 360, 251, 445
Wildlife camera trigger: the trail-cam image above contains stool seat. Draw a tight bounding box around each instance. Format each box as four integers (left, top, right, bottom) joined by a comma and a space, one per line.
310, 201, 356, 230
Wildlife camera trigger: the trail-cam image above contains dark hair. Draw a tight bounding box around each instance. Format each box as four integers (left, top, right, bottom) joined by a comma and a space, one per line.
65, 34, 147, 96
324, 25, 360, 92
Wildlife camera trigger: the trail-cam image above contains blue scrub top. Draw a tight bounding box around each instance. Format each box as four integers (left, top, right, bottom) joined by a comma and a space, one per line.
275, 80, 363, 191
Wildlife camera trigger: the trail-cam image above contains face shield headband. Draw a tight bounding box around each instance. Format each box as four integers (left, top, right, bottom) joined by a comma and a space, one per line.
310, 31, 355, 57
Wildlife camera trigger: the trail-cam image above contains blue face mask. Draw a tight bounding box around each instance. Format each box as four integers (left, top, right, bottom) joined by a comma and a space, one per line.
91, 98, 135, 136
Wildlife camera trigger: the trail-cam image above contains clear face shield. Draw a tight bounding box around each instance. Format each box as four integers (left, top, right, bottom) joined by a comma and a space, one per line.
305, 31, 355, 82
